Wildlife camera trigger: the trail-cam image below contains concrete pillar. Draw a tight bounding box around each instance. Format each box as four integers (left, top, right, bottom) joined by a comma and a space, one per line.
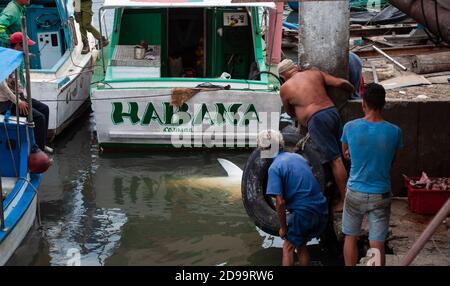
298, 0, 350, 106
266, 2, 284, 65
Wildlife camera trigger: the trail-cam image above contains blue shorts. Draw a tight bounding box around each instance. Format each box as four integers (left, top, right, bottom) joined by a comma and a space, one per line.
307, 107, 342, 164
287, 211, 328, 248
342, 188, 392, 242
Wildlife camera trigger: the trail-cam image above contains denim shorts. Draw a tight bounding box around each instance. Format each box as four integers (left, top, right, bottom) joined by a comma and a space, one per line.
287, 211, 328, 248
342, 188, 392, 242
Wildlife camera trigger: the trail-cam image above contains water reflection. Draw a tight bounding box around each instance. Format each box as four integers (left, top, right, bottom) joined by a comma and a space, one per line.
8, 111, 283, 265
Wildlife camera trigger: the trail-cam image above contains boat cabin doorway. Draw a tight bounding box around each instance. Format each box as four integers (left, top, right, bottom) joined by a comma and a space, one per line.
168, 8, 204, 78
166, 7, 258, 80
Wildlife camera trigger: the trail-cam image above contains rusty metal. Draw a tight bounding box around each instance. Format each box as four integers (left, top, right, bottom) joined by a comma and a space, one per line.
354, 44, 450, 58
389, 0, 450, 44
350, 24, 418, 37
400, 197, 450, 266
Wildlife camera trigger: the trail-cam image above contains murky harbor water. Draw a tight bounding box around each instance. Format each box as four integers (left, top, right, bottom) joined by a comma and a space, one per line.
6, 111, 274, 265
7, 111, 338, 266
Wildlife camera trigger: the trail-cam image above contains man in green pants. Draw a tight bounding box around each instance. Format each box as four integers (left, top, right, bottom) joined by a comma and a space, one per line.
0, 0, 28, 47
74, 0, 108, 54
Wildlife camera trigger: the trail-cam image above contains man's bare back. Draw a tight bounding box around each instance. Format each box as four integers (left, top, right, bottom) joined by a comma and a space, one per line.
280, 70, 354, 126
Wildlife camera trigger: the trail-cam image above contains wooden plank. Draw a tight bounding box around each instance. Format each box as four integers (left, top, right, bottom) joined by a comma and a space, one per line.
354, 45, 450, 58
350, 25, 417, 37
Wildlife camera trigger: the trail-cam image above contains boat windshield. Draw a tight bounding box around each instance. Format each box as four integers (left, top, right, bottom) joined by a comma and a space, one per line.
109, 6, 264, 81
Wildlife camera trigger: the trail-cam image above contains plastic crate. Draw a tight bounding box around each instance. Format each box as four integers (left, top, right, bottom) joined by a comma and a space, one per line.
406, 177, 450, 215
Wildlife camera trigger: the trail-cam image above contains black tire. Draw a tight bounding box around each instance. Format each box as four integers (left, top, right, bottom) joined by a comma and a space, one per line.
241, 130, 326, 235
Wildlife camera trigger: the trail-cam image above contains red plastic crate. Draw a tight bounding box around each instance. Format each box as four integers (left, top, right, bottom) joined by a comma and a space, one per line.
405, 177, 450, 215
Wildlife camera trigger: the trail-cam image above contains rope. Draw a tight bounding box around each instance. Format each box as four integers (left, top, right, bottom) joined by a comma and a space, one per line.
2, 121, 18, 177
293, 132, 310, 153
19, 176, 42, 227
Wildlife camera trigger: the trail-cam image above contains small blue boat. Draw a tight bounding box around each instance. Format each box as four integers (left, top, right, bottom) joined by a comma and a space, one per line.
0, 47, 42, 265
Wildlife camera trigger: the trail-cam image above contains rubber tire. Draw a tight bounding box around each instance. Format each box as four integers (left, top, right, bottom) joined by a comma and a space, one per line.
241, 128, 326, 235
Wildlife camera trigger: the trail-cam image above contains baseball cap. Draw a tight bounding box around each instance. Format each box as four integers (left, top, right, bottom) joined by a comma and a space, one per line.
9, 32, 36, 46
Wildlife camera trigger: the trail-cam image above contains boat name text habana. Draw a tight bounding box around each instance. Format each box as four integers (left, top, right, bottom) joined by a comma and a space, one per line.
111, 102, 261, 127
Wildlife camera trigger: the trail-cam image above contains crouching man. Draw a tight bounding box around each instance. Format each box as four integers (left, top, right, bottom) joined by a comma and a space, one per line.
258, 130, 328, 266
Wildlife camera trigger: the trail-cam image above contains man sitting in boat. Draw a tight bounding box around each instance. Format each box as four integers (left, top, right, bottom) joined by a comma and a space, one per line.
74, 0, 109, 54
278, 59, 354, 212
0, 32, 50, 151
0, 0, 28, 47
259, 129, 328, 266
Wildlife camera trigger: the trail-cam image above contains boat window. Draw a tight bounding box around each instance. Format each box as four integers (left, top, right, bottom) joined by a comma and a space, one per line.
113, 7, 260, 81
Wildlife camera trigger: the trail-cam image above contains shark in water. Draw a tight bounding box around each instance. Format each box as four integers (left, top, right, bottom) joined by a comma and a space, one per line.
171, 158, 319, 252
165, 158, 244, 201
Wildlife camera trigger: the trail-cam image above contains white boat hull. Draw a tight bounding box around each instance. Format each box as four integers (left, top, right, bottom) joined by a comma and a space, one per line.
0, 195, 37, 266
91, 88, 281, 149
31, 55, 93, 139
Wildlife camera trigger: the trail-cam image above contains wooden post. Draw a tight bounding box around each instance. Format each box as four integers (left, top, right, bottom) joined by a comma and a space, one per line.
266, 2, 284, 65
400, 198, 450, 266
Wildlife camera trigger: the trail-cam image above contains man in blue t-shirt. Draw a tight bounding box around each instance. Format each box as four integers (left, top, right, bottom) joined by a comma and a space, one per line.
258, 130, 328, 266
341, 83, 403, 266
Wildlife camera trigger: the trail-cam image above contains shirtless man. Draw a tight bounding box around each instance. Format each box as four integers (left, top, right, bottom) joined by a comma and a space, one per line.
277, 59, 354, 212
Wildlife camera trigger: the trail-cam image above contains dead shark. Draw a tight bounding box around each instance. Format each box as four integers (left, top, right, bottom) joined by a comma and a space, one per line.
166, 158, 243, 201
169, 158, 319, 249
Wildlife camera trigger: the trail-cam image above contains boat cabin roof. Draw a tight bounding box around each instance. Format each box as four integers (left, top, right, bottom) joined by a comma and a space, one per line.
102, 0, 275, 9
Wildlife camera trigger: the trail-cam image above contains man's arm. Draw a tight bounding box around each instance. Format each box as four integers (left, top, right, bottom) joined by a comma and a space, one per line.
342, 143, 350, 161
0, 12, 12, 45
0, 81, 29, 115
280, 85, 296, 119
0, 81, 18, 103
320, 71, 355, 94
275, 195, 288, 239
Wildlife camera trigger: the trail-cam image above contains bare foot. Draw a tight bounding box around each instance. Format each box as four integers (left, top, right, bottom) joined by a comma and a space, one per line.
333, 201, 344, 213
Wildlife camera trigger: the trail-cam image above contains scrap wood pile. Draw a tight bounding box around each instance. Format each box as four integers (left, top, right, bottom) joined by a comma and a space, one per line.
404, 172, 450, 191
281, 0, 450, 99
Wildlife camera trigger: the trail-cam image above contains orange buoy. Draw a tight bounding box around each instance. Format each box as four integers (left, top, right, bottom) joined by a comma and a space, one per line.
28, 147, 52, 174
